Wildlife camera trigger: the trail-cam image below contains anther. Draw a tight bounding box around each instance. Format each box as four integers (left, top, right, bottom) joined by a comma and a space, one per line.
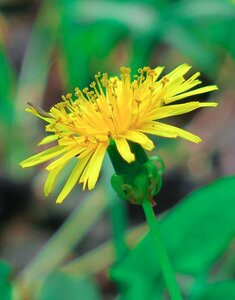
90, 81, 96, 88
55, 117, 62, 124
74, 87, 81, 97
143, 66, 150, 72
161, 77, 169, 86
101, 73, 108, 87
94, 73, 101, 82
69, 134, 74, 140
83, 87, 89, 94
66, 93, 72, 100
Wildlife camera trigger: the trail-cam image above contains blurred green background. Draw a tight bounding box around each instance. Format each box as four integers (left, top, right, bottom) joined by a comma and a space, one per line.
0, 0, 235, 299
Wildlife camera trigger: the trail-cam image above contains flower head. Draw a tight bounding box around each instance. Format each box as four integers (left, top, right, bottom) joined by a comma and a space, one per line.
20, 64, 217, 203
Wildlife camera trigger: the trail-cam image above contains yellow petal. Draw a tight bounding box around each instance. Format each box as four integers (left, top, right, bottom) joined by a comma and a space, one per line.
115, 138, 135, 163
58, 136, 85, 146
140, 122, 177, 138
56, 153, 93, 204
141, 122, 201, 143
79, 142, 108, 190
79, 148, 97, 184
38, 135, 59, 145
155, 101, 218, 120
46, 145, 85, 171
165, 85, 218, 104
87, 142, 108, 190
153, 66, 164, 81
165, 64, 191, 80
124, 131, 154, 151
44, 161, 68, 196
78, 146, 96, 159
20, 145, 66, 168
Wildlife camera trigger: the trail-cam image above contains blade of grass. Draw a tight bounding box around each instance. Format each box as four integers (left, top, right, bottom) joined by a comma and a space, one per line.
0, 37, 15, 126
15, 156, 118, 297
15, 184, 108, 295
0, 31, 17, 173
11, 0, 62, 177
60, 223, 147, 276
15, 0, 60, 112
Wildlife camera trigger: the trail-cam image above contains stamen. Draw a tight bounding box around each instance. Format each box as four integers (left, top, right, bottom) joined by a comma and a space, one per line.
82, 87, 89, 94
143, 66, 150, 73
161, 76, 169, 86
66, 93, 73, 102
137, 68, 145, 85
109, 103, 113, 111
95, 72, 106, 98
55, 117, 62, 124
131, 80, 138, 90
74, 87, 81, 97
101, 73, 108, 87
61, 95, 67, 102
120, 67, 131, 82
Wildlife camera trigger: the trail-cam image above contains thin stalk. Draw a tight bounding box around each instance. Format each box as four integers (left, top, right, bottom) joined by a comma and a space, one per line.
109, 197, 128, 260
142, 200, 183, 300
104, 157, 129, 260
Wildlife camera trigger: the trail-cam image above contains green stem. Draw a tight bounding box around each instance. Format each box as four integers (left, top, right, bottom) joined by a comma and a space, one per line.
109, 197, 128, 260
104, 157, 129, 261
142, 200, 183, 300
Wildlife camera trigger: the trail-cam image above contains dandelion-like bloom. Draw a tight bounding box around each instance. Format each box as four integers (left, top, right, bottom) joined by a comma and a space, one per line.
20, 64, 217, 203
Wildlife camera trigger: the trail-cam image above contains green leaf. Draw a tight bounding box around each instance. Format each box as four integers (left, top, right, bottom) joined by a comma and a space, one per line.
175, 0, 235, 22
0, 41, 15, 126
60, 7, 128, 89
0, 260, 13, 300
175, 0, 235, 70
157, 0, 235, 77
38, 273, 101, 300
162, 176, 235, 275
111, 176, 235, 299
191, 281, 235, 300
163, 24, 219, 77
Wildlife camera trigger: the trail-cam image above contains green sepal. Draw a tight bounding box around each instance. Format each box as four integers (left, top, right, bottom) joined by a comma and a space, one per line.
107, 141, 165, 205
107, 139, 149, 175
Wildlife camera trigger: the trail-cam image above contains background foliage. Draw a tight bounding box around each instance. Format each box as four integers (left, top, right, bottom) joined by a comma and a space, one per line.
0, 0, 235, 299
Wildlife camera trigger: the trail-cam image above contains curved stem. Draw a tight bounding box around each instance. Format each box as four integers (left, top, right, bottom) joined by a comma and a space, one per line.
142, 200, 183, 300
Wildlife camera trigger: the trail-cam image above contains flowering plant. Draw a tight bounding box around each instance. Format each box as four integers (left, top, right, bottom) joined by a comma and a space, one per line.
20, 64, 217, 204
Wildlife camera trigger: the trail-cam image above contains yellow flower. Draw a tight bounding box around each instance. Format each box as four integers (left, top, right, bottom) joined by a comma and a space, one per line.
20, 64, 218, 203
